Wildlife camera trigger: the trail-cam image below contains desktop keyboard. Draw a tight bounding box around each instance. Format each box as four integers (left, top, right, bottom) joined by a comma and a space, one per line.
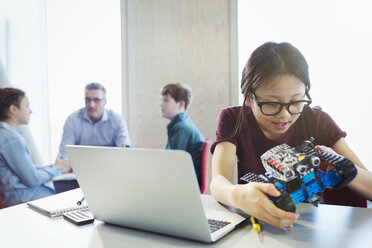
208, 219, 231, 233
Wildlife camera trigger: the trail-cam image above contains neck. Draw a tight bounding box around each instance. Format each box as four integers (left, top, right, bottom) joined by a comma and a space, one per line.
261, 128, 287, 141
90, 117, 102, 123
2, 118, 18, 128
265, 132, 286, 141
169, 111, 184, 121
89, 112, 104, 123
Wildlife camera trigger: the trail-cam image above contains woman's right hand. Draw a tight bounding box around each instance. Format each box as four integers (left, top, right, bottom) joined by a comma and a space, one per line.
211, 142, 299, 228
232, 182, 299, 228
54, 153, 72, 173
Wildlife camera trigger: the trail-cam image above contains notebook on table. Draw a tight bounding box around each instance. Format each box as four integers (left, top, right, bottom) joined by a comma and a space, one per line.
66, 145, 246, 243
27, 188, 88, 217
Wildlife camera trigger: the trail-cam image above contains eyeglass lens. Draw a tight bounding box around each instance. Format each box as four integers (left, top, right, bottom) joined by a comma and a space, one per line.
85, 98, 103, 104
261, 102, 308, 115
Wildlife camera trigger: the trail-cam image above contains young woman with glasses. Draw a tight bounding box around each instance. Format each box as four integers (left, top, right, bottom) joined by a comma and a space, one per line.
210, 42, 372, 229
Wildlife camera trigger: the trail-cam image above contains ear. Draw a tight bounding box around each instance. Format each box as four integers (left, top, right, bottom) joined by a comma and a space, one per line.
178, 100, 186, 110
245, 96, 252, 107
8, 104, 18, 115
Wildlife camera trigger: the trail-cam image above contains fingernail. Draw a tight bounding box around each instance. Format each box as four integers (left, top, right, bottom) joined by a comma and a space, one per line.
291, 213, 299, 220
282, 226, 291, 232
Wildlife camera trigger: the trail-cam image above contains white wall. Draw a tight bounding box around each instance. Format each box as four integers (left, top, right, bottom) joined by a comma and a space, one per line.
122, 0, 238, 148
0, 0, 49, 163
1, 0, 122, 162
238, 0, 372, 170
47, 0, 122, 158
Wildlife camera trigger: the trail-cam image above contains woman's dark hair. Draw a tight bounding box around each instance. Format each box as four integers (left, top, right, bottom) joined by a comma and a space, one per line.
161, 83, 192, 110
0, 87, 25, 120
233, 42, 311, 136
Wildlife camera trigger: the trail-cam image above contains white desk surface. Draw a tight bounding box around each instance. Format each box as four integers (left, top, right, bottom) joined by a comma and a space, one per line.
0, 190, 371, 248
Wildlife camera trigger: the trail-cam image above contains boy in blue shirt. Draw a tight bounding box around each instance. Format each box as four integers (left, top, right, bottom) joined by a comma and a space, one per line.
160, 83, 205, 187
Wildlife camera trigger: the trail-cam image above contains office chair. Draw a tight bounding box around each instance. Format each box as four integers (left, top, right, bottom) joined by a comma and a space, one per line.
0, 185, 4, 209
200, 138, 211, 194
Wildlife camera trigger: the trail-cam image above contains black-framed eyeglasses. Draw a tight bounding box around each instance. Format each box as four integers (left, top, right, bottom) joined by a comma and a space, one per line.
250, 90, 312, 116
85, 97, 104, 104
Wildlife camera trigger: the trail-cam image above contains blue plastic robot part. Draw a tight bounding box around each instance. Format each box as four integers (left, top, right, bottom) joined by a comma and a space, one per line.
240, 137, 357, 212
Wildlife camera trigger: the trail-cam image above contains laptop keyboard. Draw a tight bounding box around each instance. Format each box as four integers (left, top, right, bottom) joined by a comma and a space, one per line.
208, 219, 231, 233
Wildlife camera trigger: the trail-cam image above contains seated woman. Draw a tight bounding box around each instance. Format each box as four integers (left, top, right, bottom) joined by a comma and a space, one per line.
0, 87, 71, 207
210, 42, 372, 229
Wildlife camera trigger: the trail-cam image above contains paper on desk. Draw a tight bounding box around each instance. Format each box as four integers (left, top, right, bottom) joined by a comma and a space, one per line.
52, 173, 77, 181
27, 188, 88, 217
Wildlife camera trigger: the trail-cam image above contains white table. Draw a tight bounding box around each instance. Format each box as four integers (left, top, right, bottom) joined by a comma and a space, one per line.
0, 191, 371, 248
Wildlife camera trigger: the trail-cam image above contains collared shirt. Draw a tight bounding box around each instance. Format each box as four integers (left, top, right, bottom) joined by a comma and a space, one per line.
166, 112, 205, 185
0, 122, 63, 207
59, 108, 131, 156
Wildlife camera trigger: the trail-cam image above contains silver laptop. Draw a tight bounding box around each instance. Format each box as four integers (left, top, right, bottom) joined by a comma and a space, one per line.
66, 145, 246, 243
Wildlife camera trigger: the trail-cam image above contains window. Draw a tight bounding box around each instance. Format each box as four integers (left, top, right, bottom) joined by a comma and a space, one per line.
47, 0, 122, 159
238, 0, 372, 170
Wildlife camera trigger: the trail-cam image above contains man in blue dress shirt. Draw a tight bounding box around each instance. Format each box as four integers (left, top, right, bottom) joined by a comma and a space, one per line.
160, 83, 205, 187
59, 83, 131, 157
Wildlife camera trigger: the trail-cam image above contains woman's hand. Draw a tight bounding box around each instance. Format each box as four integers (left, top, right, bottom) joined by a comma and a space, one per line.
316, 145, 337, 155
232, 182, 299, 228
211, 142, 299, 229
315, 145, 337, 172
54, 153, 72, 173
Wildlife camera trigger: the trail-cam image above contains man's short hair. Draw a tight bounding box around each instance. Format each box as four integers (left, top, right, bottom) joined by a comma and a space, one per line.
85, 82, 106, 97
161, 83, 192, 110
0, 87, 25, 120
